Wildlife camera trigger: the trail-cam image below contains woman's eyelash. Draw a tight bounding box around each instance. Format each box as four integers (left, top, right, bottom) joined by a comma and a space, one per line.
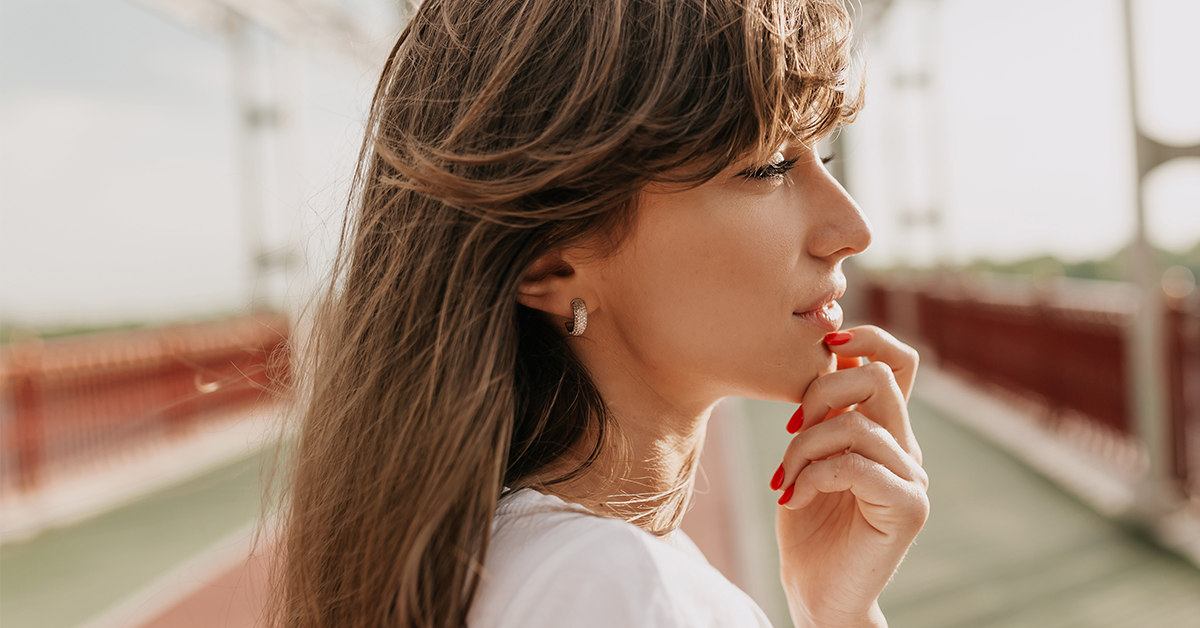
737, 152, 836, 180
739, 157, 800, 180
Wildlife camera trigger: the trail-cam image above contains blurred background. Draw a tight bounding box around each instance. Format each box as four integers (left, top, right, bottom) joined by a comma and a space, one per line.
0, 1, 1196, 627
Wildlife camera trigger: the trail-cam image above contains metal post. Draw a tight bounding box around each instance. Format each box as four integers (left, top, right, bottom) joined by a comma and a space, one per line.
228, 13, 265, 308
1119, 0, 1192, 517
886, 0, 946, 270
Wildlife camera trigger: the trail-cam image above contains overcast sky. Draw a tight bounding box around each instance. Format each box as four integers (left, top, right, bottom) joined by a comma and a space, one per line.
0, 0, 382, 326
847, 0, 1199, 268
0, 0, 1197, 327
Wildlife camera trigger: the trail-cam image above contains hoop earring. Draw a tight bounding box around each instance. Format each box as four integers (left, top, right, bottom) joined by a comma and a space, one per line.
565, 298, 587, 336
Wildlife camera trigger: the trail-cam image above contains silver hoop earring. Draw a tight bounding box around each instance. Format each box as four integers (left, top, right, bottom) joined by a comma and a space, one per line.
566, 298, 587, 336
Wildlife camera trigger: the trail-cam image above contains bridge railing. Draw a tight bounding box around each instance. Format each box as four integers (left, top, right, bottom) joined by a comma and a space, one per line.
864, 274, 1199, 501
1167, 302, 1200, 499
0, 313, 291, 493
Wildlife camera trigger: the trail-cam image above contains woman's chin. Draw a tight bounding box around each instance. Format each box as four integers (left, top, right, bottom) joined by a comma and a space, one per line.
817, 349, 838, 377
789, 352, 837, 400
740, 350, 837, 405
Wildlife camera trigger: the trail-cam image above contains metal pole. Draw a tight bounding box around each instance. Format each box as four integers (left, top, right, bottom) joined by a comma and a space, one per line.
1120, 0, 1179, 517
228, 13, 264, 308
922, 0, 948, 268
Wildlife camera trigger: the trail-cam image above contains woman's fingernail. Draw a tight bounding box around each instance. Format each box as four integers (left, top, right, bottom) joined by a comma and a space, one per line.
824, 331, 853, 345
770, 464, 785, 491
778, 485, 794, 506
786, 406, 804, 434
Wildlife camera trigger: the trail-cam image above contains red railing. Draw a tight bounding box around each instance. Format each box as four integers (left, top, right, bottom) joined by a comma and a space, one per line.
1167, 299, 1200, 499
863, 275, 1198, 499
0, 313, 291, 492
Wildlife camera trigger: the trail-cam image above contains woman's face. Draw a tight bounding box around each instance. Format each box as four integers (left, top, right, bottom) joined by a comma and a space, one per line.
582, 143, 872, 408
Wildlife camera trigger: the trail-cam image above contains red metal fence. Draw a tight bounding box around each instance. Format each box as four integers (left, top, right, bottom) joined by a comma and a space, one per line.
864, 275, 1199, 500
1167, 300, 1200, 498
0, 313, 290, 492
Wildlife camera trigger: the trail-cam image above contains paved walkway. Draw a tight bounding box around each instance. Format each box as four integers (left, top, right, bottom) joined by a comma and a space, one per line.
876, 398, 1200, 628
0, 443, 272, 628
4, 377, 1200, 628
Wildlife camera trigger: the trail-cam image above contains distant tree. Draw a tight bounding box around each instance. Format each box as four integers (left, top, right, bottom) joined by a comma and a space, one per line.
964, 240, 1199, 284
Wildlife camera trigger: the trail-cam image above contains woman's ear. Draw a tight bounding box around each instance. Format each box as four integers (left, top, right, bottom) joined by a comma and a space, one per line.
517, 249, 590, 319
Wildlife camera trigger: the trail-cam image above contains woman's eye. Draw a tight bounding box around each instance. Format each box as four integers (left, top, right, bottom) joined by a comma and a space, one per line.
738, 156, 800, 180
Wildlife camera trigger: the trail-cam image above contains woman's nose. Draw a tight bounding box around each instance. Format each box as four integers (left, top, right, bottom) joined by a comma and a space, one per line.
806, 165, 873, 261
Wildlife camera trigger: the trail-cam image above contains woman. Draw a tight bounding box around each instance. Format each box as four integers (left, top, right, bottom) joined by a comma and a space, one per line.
276, 0, 928, 626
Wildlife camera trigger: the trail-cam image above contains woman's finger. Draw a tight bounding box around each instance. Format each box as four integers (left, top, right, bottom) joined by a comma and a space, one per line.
778, 453, 930, 531
796, 361, 920, 463
823, 326, 919, 401
774, 411, 927, 493
817, 357, 863, 422
836, 354, 862, 371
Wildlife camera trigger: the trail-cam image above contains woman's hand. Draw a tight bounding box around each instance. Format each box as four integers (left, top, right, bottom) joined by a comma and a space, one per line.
772, 325, 927, 628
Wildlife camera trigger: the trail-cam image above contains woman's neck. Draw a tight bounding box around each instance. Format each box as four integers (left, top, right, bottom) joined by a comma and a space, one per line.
531, 344, 718, 532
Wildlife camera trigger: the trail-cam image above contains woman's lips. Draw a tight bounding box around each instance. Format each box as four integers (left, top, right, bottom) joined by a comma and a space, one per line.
794, 300, 844, 333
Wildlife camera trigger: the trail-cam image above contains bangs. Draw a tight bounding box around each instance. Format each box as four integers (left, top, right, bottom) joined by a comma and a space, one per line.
751, 0, 862, 158
370, 0, 862, 220
661, 0, 863, 182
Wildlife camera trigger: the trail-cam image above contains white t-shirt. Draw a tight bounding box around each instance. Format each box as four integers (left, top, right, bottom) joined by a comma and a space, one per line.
467, 488, 775, 628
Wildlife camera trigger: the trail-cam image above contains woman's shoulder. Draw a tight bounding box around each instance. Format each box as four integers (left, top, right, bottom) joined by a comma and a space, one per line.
468, 489, 773, 628
483, 488, 683, 583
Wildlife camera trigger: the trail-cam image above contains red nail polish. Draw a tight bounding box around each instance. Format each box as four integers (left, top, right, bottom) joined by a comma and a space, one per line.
778, 485, 794, 505
786, 406, 804, 433
824, 331, 852, 345
770, 464, 785, 491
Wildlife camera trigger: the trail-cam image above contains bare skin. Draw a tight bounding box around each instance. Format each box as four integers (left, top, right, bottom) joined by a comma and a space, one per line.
517, 144, 928, 627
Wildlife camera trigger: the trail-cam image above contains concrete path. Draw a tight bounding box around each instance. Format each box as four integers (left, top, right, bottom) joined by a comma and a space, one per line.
6, 375, 1200, 628
876, 397, 1200, 628
0, 446, 272, 628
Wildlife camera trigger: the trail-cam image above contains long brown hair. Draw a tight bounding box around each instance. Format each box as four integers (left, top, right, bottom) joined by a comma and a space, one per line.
273, 0, 860, 626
